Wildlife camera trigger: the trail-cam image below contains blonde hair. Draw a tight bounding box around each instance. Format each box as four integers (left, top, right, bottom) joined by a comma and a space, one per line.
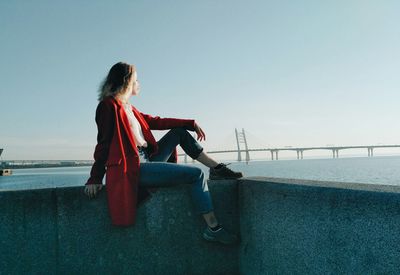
98, 62, 135, 101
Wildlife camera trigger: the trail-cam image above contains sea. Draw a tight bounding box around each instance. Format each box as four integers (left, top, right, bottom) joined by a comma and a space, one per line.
1, 155, 400, 191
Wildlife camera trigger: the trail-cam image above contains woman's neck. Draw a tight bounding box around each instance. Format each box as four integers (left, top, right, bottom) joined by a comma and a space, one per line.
114, 92, 130, 104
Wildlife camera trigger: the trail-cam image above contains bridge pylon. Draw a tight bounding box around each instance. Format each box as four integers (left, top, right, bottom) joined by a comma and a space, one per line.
235, 128, 250, 163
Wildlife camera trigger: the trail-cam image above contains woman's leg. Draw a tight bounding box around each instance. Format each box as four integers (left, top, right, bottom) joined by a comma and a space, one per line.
144, 127, 221, 227
149, 127, 225, 169
150, 127, 242, 181
139, 162, 214, 218
149, 127, 204, 162
195, 151, 219, 168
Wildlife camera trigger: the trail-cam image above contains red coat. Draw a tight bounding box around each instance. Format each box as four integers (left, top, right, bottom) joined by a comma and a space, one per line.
85, 96, 196, 226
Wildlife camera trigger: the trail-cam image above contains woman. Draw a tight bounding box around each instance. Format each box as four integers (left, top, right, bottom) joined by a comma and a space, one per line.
84, 62, 243, 245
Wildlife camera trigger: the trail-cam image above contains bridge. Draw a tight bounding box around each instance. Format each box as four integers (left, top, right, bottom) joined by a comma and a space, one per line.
178, 129, 400, 163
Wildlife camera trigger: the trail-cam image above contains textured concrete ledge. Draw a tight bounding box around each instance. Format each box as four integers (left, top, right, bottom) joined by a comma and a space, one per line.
2, 176, 400, 274
239, 177, 400, 275
0, 181, 239, 275
245, 176, 400, 194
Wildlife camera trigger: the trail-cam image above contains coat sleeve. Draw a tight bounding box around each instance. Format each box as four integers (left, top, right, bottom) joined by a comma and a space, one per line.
85, 101, 115, 185
140, 112, 196, 131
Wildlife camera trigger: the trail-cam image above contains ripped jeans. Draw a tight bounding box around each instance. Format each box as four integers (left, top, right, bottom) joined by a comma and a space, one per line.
138, 127, 214, 214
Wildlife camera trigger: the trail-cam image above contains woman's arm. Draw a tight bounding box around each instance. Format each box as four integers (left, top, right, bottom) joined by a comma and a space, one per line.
85, 101, 115, 185
141, 112, 206, 141
140, 112, 196, 131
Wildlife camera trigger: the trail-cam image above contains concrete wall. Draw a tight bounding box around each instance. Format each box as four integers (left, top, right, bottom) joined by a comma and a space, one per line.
2, 176, 400, 274
0, 181, 239, 275
239, 177, 400, 275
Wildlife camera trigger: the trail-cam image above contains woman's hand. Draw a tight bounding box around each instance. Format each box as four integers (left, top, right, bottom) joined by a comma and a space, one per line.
84, 184, 103, 199
194, 122, 206, 142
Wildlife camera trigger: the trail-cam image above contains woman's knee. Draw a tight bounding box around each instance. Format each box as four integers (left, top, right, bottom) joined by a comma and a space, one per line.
188, 167, 204, 183
169, 127, 188, 137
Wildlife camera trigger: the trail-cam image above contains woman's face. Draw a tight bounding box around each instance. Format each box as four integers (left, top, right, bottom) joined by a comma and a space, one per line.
130, 70, 140, 96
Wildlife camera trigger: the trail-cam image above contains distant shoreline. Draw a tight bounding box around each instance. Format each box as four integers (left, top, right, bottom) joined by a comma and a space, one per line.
1, 163, 93, 169
2, 154, 400, 170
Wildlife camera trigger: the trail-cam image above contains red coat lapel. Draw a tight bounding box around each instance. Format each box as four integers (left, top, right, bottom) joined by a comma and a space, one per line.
119, 105, 139, 151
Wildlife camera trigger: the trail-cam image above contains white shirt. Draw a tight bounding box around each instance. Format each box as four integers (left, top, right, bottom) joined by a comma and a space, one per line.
122, 103, 148, 148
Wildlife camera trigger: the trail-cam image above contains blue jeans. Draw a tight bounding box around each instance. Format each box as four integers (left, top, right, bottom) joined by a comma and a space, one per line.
138, 127, 214, 214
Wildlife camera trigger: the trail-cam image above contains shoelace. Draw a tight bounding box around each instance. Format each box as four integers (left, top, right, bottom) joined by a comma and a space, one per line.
218, 163, 234, 171
213, 163, 231, 169
212, 162, 232, 171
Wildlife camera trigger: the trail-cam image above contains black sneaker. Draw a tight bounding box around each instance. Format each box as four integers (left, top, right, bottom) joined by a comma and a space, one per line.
209, 163, 243, 180
202, 225, 239, 245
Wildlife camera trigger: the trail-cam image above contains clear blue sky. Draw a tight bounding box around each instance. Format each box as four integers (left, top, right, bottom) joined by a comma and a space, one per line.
1, 0, 400, 160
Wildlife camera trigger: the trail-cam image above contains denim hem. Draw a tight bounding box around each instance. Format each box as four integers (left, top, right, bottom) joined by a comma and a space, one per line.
198, 208, 214, 215
189, 147, 204, 160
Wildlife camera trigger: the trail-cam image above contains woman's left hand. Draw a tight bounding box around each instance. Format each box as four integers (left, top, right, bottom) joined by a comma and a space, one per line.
194, 122, 206, 141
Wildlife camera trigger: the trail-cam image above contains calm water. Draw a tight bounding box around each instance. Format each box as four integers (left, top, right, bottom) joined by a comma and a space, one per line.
1, 156, 400, 191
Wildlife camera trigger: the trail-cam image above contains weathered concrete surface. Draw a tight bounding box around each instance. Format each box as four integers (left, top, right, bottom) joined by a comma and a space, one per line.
239, 177, 400, 275
3, 176, 400, 274
0, 181, 239, 275
0, 188, 58, 274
